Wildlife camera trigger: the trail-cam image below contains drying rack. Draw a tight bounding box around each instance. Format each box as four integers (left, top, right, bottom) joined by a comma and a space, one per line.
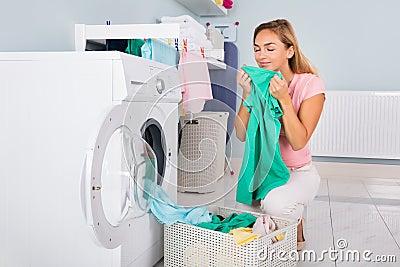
74, 23, 225, 70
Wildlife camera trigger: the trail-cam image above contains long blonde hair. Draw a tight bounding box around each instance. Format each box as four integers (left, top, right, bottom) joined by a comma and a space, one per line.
253, 19, 318, 75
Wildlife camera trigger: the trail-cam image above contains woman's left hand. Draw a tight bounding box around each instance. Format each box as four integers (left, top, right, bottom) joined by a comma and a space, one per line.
269, 74, 290, 102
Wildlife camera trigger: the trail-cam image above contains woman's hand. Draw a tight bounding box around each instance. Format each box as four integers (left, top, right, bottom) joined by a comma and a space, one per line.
269, 74, 291, 102
237, 67, 252, 99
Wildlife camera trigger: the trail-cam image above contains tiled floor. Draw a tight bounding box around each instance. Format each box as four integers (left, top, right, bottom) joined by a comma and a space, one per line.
156, 160, 400, 266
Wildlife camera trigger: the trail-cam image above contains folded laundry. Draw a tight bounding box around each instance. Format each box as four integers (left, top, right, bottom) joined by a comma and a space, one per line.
180, 28, 208, 40
161, 15, 206, 34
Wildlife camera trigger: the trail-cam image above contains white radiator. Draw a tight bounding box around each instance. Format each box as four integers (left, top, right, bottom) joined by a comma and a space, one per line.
310, 91, 400, 159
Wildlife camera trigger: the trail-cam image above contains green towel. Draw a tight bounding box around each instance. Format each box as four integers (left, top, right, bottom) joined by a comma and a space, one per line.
236, 66, 290, 205
125, 39, 145, 57
197, 213, 257, 233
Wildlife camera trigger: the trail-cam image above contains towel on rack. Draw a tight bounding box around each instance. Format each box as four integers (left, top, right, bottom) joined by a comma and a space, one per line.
161, 15, 206, 34
141, 39, 179, 66
178, 49, 213, 113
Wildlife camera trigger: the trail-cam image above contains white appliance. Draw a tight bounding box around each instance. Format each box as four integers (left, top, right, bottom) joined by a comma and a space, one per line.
0, 51, 181, 267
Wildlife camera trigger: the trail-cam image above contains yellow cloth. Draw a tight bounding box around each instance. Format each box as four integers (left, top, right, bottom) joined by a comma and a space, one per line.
229, 227, 261, 246
179, 100, 185, 116
275, 232, 285, 241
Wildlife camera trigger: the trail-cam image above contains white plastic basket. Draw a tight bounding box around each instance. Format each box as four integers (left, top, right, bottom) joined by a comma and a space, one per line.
164, 206, 297, 267
178, 112, 229, 193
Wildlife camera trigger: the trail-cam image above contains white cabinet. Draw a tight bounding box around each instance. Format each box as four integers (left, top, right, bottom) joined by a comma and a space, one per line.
175, 0, 227, 17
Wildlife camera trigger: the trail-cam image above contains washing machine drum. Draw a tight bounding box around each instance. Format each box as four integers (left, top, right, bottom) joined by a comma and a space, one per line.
81, 104, 158, 249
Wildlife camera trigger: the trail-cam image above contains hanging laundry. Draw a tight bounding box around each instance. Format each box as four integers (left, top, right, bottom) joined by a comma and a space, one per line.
140, 39, 178, 66
236, 66, 290, 205
105, 39, 128, 52
178, 49, 213, 113
125, 39, 145, 57
204, 42, 239, 143
149, 184, 212, 226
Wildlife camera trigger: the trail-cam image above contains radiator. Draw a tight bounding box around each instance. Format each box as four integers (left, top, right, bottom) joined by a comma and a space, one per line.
310, 91, 400, 159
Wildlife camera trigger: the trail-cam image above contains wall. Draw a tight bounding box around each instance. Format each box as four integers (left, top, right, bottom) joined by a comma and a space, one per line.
203, 0, 400, 91
1, 0, 398, 162
0, 0, 191, 52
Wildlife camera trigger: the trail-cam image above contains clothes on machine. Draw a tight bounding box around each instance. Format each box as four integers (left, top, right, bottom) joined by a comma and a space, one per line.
236, 66, 290, 205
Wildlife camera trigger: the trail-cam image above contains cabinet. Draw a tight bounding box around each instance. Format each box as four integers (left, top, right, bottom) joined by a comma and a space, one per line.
175, 0, 227, 17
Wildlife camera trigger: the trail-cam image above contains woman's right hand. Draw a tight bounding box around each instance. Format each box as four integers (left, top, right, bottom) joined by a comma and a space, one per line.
237, 66, 252, 99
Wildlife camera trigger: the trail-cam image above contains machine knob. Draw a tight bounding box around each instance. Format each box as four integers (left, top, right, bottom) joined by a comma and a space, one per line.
156, 79, 165, 94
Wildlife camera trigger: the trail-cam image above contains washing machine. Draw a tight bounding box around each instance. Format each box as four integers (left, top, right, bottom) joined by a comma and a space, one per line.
0, 51, 180, 267
81, 54, 181, 266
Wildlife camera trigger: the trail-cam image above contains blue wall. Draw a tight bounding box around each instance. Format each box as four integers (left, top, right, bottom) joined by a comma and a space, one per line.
200, 0, 400, 161
0, 0, 192, 51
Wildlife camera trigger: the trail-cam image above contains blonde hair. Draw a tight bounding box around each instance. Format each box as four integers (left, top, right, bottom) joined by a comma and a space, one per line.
253, 19, 318, 75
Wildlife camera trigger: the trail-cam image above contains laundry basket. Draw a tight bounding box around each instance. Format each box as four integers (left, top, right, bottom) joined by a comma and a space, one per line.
178, 112, 229, 193
164, 206, 297, 267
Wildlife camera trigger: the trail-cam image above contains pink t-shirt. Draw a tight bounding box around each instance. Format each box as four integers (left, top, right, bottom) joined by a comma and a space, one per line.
279, 73, 325, 168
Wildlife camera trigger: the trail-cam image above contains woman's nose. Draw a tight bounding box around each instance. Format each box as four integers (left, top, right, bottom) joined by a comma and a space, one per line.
259, 49, 267, 58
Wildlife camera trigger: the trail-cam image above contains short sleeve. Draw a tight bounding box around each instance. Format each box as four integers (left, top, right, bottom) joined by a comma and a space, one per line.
301, 76, 325, 101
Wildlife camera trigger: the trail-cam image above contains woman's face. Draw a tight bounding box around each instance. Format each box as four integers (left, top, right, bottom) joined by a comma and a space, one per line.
254, 29, 292, 71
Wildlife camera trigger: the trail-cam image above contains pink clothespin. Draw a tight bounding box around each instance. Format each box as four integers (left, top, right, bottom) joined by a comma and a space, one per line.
183, 39, 188, 52
200, 47, 205, 58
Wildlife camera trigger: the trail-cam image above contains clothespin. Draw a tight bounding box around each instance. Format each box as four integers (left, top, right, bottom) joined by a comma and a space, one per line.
174, 38, 179, 51
183, 39, 188, 52
200, 47, 205, 58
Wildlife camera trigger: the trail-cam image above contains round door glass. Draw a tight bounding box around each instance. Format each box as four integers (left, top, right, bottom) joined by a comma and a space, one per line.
101, 126, 157, 226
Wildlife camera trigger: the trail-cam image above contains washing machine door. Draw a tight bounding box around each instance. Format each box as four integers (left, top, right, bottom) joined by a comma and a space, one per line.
80, 104, 157, 249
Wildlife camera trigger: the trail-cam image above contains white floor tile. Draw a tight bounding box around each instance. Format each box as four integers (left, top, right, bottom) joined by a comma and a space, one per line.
330, 202, 400, 266
328, 179, 371, 199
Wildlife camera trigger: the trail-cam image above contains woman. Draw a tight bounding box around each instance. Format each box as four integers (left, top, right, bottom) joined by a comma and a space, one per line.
234, 19, 325, 251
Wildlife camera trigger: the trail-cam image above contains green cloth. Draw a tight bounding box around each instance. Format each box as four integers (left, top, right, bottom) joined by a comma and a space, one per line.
236, 66, 290, 205
197, 213, 257, 233
125, 39, 145, 57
